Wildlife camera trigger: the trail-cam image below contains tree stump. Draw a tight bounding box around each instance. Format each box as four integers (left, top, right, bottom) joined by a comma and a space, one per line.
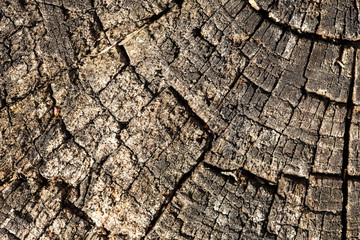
1, 0, 359, 239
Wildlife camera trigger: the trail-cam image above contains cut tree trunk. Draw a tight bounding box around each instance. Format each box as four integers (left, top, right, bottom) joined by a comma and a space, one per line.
1, 0, 359, 239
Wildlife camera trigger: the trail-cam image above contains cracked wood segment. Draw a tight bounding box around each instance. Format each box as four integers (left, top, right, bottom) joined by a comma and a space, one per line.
99, 67, 153, 123
349, 106, 360, 176
146, 164, 275, 239
304, 43, 353, 103
38, 2, 75, 67
347, 179, 360, 238
206, 85, 344, 182
267, 175, 342, 239
39, 141, 94, 187
0, 178, 98, 239
251, 0, 360, 40
0, 87, 55, 181
313, 103, 347, 174
354, 48, 360, 105
305, 175, 343, 214
0, 0, 44, 103
83, 89, 208, 237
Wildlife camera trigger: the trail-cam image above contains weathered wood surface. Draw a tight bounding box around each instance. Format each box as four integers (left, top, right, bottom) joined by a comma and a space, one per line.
1, 0, 360, 239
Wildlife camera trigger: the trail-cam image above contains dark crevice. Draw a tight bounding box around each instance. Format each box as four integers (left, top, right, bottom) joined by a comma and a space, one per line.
131, 66, 156, 97
115, 45, 131, 66
192, 27, 216, 49
347, 175, 360, 181
63, 200, 95, 227
60, 4, 70, 21
307, 96, 330, 169
18, 0, 27, 8
143, 7, 171, 23
341, 48, 356, 240
174, 0, 184, 8
50, 177, 96, 227
240, 168, 277, 191
203, 164, 314, 194
143, 87, 214, 238
13, 209, 33, 224
169, 86, 213, 135
93, 154, 112, 175
165, 39, 180, 65
143, 144, 213, 238
310, 172, 343, 179
68, 68, 80, 86
36, 171, 50, 187
203, 162, 239, 183
58, 120, 73, 143
98, 228, 111, 239
262, 190, 277, 239
192, 27, 202, 38
304, 90, 344, 105
282, 173, 309, 184
262, 231, 277, 240
96, 64, 128, 97
0, 97, 6, 110
143, 0, 183, 24
80, 173, 94, 208
90, 0, 107, 35
303, 208, 342, 216
47, 84, 58, 114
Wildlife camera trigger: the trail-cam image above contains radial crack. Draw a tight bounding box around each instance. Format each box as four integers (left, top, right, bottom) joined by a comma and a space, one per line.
143, 87, 214, 238
341, 49, 356, 240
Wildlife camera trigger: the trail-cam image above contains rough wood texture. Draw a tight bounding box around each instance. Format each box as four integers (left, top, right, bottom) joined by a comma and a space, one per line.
1, 0, 359, 239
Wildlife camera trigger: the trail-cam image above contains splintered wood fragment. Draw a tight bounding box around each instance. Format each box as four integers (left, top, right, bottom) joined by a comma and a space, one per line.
54, 106, 60, 116
88, 25, 148, 57
336, 60, 345, 68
